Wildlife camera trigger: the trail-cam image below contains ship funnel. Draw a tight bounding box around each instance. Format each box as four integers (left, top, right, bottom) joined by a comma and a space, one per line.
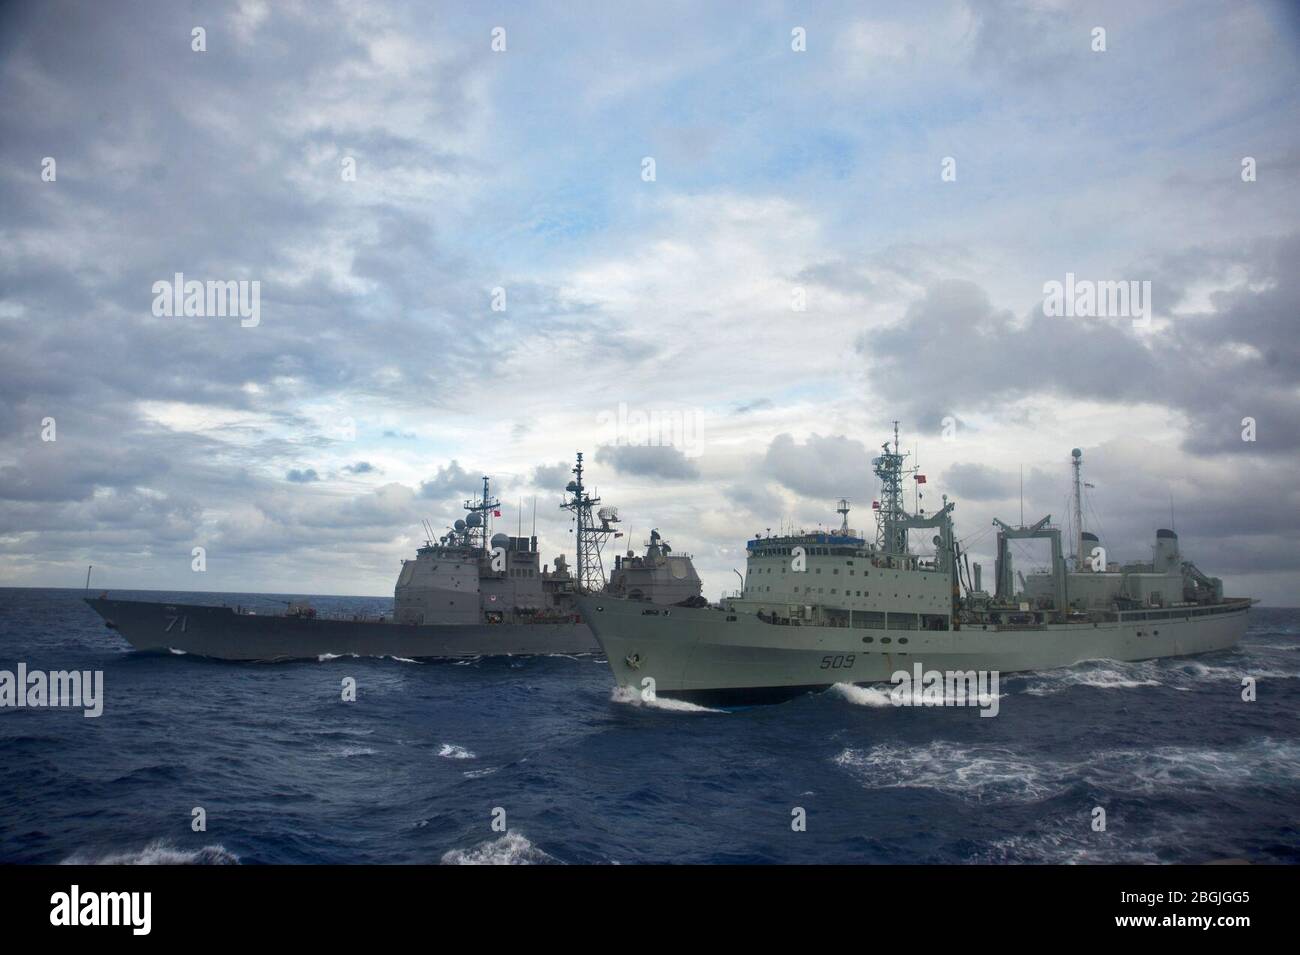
1154, 528, 1179, 572
1080, 531, 1100, 572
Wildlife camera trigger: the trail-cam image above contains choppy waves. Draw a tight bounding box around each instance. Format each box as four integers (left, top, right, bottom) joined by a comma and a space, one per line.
62, 840, 240, 865
609, 686, 724, 713
440, 831, 557, 865
834, 737, 1300, 804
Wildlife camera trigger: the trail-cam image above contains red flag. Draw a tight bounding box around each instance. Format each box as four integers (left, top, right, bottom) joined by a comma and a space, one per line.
871, 501, 880, 510
493, 509, 501, 517
915, 475, 927, 484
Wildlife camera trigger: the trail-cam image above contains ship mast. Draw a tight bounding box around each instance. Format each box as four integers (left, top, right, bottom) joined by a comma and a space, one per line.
1070, 448, 1084, 570
872, 421, 911, 554
462, 476, 500, 552
560, 452, 619, 593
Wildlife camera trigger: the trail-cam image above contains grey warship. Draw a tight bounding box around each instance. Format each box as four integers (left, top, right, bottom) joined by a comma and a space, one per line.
85, 453, 701, 661
579, 425, 1252, 706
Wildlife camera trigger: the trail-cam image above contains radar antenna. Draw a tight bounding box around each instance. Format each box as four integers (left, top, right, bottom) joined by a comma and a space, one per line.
560, 451, 619, 593
462, 476, 500, 551
872, 421, 913, 554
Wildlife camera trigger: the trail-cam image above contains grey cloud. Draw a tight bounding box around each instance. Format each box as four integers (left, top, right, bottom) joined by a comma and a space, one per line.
943, 463, 1018, 502
286, 468, 319, 483
595, 445, 700, 481
860, 235, 1300, 455
531, 461, 571, 489
763, 433, 870, 500
732, 398, 773, 415
418, 461, 481, 499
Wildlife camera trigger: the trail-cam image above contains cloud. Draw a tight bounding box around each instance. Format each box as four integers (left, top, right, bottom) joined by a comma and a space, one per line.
418, 461, 480, 499
343, 461, 376, 474
943, 462, 1017, 502
732, 398, 773, 415
531, 461, 571, 489
595, 444, 700, 481
286, 468, 319, 483
763, 433, 871, 500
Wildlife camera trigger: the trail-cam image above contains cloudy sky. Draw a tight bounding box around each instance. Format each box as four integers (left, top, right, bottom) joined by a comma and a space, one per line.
2, 1, 1298, 605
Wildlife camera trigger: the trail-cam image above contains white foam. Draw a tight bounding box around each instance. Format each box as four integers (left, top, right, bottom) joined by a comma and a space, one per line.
441, 831, 557, 865
62, 840, 239, 865
827, 683, 895, 707
335, 746, 375, 758
835, 742, 1061, 803
462, 767, 498, 779
834, 737, 1300, 804
438, 743, 476, 760
829, 681, 1006, 708
609, 685, 724, 713
1024, 664, 1162, 696
167, 648, 188, 655
386, 656, 419, 664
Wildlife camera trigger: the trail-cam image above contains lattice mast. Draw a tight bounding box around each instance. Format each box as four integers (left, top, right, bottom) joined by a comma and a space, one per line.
560, 452, 619, 593
872, 421, 912, 555
1070, 448, 1085, 570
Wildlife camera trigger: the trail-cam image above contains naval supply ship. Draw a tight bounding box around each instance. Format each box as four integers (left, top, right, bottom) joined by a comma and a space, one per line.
578, 426, 1252, 706
85, 453, 702, 662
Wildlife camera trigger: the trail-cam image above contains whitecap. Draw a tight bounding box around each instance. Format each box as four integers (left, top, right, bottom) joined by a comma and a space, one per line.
438, 743, 476, 760
441, 831, 557, 865
62, 840, 239, 865
609, 685, 724, 713
826, 683, 895, 707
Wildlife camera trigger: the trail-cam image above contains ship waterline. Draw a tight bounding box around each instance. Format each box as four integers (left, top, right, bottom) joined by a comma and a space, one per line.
578, 595, 1250, 706
87, 596, 596, 661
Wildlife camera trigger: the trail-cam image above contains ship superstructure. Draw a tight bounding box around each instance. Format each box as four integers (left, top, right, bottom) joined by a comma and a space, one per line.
394, 475, 579, 626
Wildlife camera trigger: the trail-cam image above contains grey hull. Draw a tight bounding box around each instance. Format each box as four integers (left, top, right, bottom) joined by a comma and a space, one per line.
86, 598, 599, 661
577, 597, 1250, 706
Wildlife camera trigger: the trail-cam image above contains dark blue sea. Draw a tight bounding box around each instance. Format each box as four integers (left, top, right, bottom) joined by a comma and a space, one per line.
2, 587, 1297, 865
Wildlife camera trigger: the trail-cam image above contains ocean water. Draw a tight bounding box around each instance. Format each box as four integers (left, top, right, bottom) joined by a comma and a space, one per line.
1, 587, 1297, 865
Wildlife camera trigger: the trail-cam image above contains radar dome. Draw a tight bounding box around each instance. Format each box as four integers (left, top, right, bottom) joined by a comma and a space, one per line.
1071, 448, 1082, 459
490, 533, 510, 548
453, 519, 466, 531
466, 513, 482, 528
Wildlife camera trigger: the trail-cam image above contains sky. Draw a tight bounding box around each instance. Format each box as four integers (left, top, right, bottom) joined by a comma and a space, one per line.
1, 0, 1298, 605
